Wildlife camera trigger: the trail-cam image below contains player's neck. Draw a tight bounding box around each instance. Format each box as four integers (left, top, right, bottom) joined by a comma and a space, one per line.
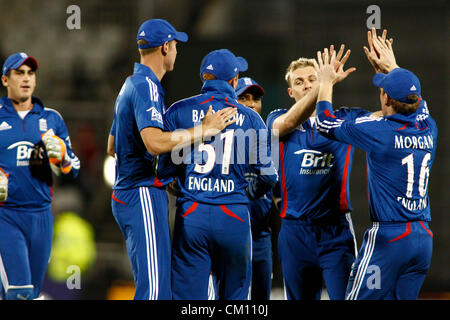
9, 96, 33, 112
140, 55, 166, 82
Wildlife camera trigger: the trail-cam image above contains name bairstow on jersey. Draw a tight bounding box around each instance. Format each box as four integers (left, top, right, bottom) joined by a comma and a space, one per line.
193, 108, 246, 126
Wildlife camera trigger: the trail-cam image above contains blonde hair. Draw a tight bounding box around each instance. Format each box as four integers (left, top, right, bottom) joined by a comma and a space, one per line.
137, 39, 159, 56
202, 73, 216, 81
285, 58, 315, 87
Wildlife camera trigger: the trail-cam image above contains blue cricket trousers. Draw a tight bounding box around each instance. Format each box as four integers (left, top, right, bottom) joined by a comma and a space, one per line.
111, 186, 171, 300
172, 201, 252, 300
278, 213, 356, 300
346, 221, 433, 300
251, 234, 272, 300
0, 206, 53, 300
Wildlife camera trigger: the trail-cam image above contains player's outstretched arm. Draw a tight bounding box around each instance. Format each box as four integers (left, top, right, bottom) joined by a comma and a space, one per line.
271, 85, 318, 137
315, 47, 344, 103
141, 106, 237, 155
272, 45, 355, 137
363, 28, 399, 74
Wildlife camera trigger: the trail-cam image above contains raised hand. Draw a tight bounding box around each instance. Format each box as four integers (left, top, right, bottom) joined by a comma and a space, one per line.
330, 44, 357, 83
363, 28, 398, 73
314, 46, 356, 85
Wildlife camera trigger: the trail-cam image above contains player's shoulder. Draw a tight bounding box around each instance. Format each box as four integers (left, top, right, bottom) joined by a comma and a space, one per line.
353, 114, 386, 127
335, 106, 371, 119
43, 106, 63, 118
166, 94, 204, 118
234, 102, 267, 127
266, 108, 288, 127
168, 94, 204, 110
267, 108, 288, 117
126, 73, 160, 100
0, 97, 9, 114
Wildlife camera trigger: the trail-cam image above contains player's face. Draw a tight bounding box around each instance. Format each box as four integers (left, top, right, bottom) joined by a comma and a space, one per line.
1, 65, 36, 102
287, 66, 318, 102
238, 92, 262, 114
165, 40, 178, 72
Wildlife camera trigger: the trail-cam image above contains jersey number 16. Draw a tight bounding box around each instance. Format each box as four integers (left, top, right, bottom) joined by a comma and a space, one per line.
401, 152, 431, 198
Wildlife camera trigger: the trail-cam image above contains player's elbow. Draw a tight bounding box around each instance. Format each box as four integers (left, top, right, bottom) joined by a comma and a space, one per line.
272, 118, 293, 137
107, 146, 115, 157
145, 141, 165, 156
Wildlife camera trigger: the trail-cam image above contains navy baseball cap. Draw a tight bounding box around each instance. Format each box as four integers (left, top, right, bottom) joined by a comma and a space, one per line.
136, 19, 188, 49
373, 68, 421, 103
2, 52, 38, 76
200, 49, 248, 81
236, 77, 265, 97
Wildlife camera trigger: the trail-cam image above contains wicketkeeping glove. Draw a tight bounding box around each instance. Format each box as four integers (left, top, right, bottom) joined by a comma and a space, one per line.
0, 168, 9, 202
41, 129, 72, 174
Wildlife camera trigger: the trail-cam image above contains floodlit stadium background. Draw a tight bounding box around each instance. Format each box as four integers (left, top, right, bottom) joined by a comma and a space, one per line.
0, 0, 448, 300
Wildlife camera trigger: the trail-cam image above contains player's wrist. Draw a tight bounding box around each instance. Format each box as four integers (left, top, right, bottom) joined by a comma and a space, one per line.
385, 64, 400, 73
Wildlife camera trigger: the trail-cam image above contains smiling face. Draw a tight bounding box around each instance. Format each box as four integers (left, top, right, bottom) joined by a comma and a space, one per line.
1, 64, 36, 103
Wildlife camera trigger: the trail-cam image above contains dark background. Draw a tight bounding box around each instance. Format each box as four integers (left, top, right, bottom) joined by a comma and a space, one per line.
0, 0, 448, 299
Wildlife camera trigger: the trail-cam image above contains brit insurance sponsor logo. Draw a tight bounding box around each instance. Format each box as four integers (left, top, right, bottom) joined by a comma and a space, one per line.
146, 106, 163, 125
294, 149, 334, 175
7, 141, 43, 167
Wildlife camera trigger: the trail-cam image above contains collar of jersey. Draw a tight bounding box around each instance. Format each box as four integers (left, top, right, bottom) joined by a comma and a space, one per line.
0, 96, 45, 114
133, 62, 161, 82
201, 80, 238, 99
384, 100, 425, 124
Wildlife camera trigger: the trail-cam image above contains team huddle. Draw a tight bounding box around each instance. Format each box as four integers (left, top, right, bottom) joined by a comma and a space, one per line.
0, 18, 437, 300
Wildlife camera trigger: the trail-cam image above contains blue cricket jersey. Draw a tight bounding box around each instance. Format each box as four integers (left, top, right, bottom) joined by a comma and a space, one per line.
316, 100, 437, 222
0, 96, 80, 212
266, 107, 370, 220
160, 80, 278, 206
110, 63, 172, 190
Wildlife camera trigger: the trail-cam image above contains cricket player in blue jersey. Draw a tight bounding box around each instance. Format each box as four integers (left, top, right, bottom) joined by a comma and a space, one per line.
314, 29, 437, 300
161, 49, 278, 300
266, 45, 375, 300
236, 77, 273, 300
0, 52, 80, 300
108, 20, 237, 300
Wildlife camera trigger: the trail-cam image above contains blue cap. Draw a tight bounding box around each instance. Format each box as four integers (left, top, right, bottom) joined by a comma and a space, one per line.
373, 68, 421, 103
136, 19, 188, 49
236, 77, 265, 97
200, 49, 248, 81
2, 52, 38, 76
